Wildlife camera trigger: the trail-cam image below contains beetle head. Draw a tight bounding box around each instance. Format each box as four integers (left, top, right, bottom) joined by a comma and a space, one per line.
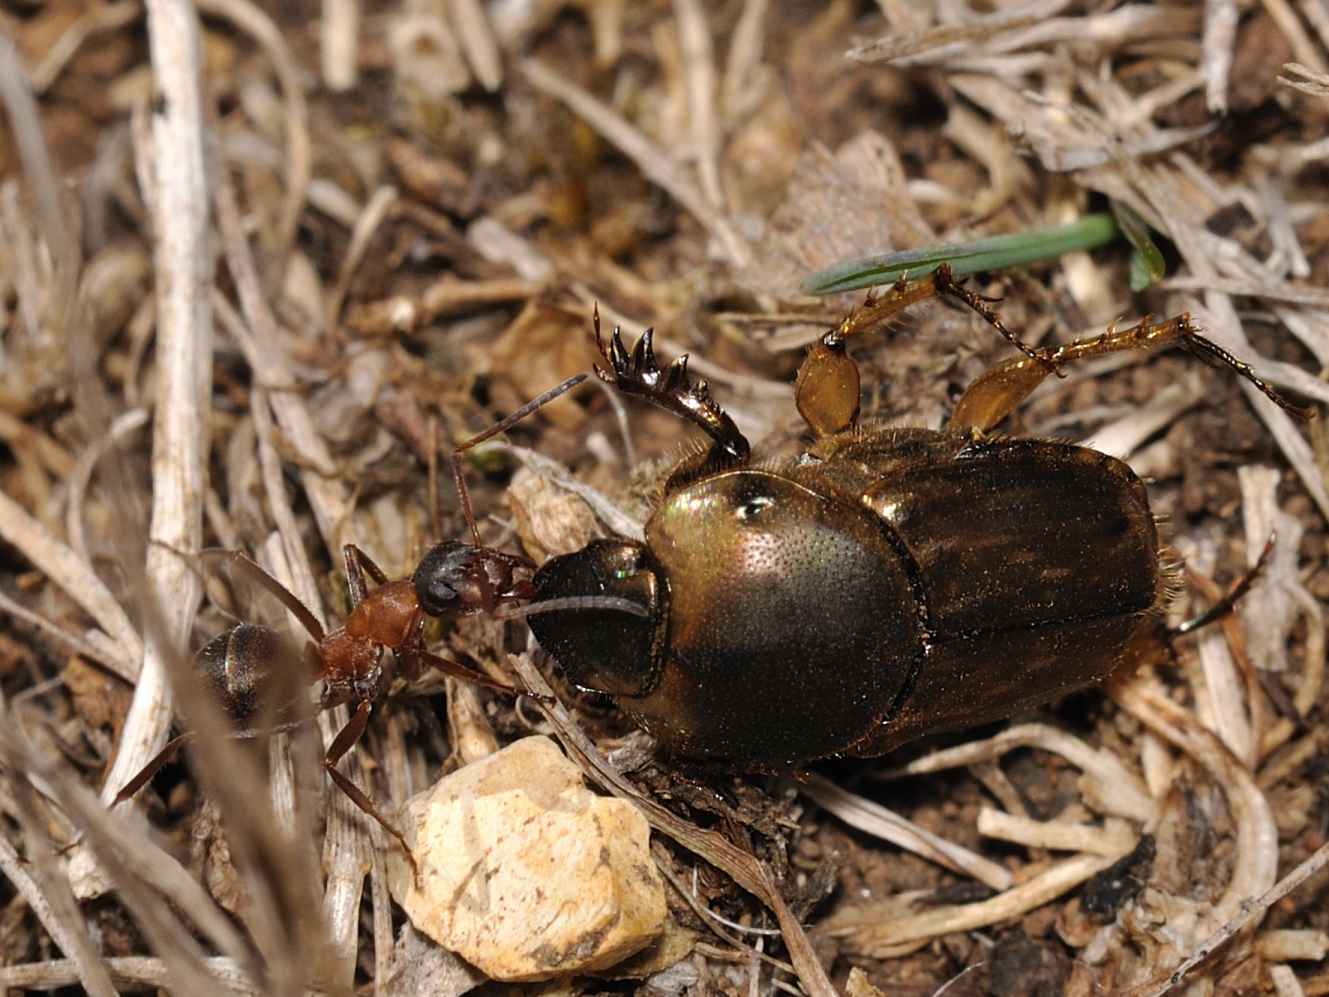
528, 539, 667, 698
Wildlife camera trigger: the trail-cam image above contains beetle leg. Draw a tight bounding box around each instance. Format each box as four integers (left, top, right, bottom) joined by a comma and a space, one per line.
1172, 533, 1275, 637
951, 313, 1313, 433
931, 265, 1059, 374
591, 307, 751, 476
794, 265, 1054, 438
794, 338, 861, 438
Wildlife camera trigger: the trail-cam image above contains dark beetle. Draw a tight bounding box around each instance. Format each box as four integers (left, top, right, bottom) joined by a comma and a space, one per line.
427, 268, 1310, 770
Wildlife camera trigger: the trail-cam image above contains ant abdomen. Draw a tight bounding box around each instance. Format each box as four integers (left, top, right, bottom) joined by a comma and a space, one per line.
196, 623, 284, 726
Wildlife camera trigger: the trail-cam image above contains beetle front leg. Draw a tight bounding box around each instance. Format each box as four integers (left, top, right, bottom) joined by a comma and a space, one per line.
591, 307, 751, 483
951, 312, 1312, 433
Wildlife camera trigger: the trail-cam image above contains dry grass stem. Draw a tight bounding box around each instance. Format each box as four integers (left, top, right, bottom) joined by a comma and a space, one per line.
800, 775, 1013, 891
448, 0, 502, 91
198, 0, 312, 262
825, 852, 1123, 959
673, 0, 724, 211
976, 808, 1137, 856
1261, 931, 1329, 963
327, 184, 399, 333
883, 724, 1158, 824
1263, 0, 1329, 75
1079, 373, 1203, 459
1114, 675, 1279, 929
847, 0, 1061, 64
496, 442, 646, 541
65, 408, 149, 566
320, 0, 359, 90
521, 58, 750, 267
0, 956, 260, 994
1202, 0, 1238, 112
89, 0, 212, 903
1280, 62, 1329, 95
345, 275, 541, 336
1142, 839, 1329, 996
29, 1, 144, 95
214, 168, 354, 551
722, 0, 769, 116
0, 588, 130, 678
0, 490, 143, 679
3, 1, 1325, 991
1165, 276, 1329, 308
1271, 964, 1309, 997
0, 828, 116, 996
3, 728, 257, 992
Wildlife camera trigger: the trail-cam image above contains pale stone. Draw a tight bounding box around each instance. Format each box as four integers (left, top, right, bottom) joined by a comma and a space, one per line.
389, 736, 666, 981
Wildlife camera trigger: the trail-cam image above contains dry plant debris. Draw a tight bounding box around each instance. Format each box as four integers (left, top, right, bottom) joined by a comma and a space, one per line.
0, 1, 1326, 995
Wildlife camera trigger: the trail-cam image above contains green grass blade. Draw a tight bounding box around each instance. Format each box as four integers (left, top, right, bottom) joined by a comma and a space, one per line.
1110, 202, 1166, 291
800, 213, 1121, 295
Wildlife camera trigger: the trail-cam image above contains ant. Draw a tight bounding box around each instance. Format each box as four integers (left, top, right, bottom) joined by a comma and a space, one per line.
113, 541, 540, 861
114, 370, 636, 862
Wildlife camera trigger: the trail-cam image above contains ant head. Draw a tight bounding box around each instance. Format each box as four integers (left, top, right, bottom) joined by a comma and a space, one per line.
413, 541, 529, 617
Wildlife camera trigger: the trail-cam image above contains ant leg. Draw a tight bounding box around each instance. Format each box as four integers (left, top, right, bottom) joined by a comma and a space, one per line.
324, 700, 417, 876
396, 611, 428, 683
1171, 534, 1275, 637
343, 544, 390, 608
112, 733, 194, 805
415, 649, 551, 704
951, 313, 1312, 434
450, 373, 590, 546
197, 549, 325, 643
794, 265, 1052, 438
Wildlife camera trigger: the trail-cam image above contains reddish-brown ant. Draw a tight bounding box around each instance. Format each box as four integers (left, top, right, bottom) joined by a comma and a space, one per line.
113, 541, 540, 859
115, 366, 642, 864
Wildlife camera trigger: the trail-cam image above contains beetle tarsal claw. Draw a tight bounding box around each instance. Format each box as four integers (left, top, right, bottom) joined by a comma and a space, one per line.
666, 355, 688, 392
609, 327, 631, 371
639, 327, 660, 369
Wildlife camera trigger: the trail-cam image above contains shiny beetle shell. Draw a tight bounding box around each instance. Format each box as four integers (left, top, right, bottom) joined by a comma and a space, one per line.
531, 428, 1162, 769
520, 277, 1308, 770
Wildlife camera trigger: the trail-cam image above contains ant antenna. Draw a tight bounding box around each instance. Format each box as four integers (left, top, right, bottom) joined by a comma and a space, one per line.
450, 372, 590, 546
